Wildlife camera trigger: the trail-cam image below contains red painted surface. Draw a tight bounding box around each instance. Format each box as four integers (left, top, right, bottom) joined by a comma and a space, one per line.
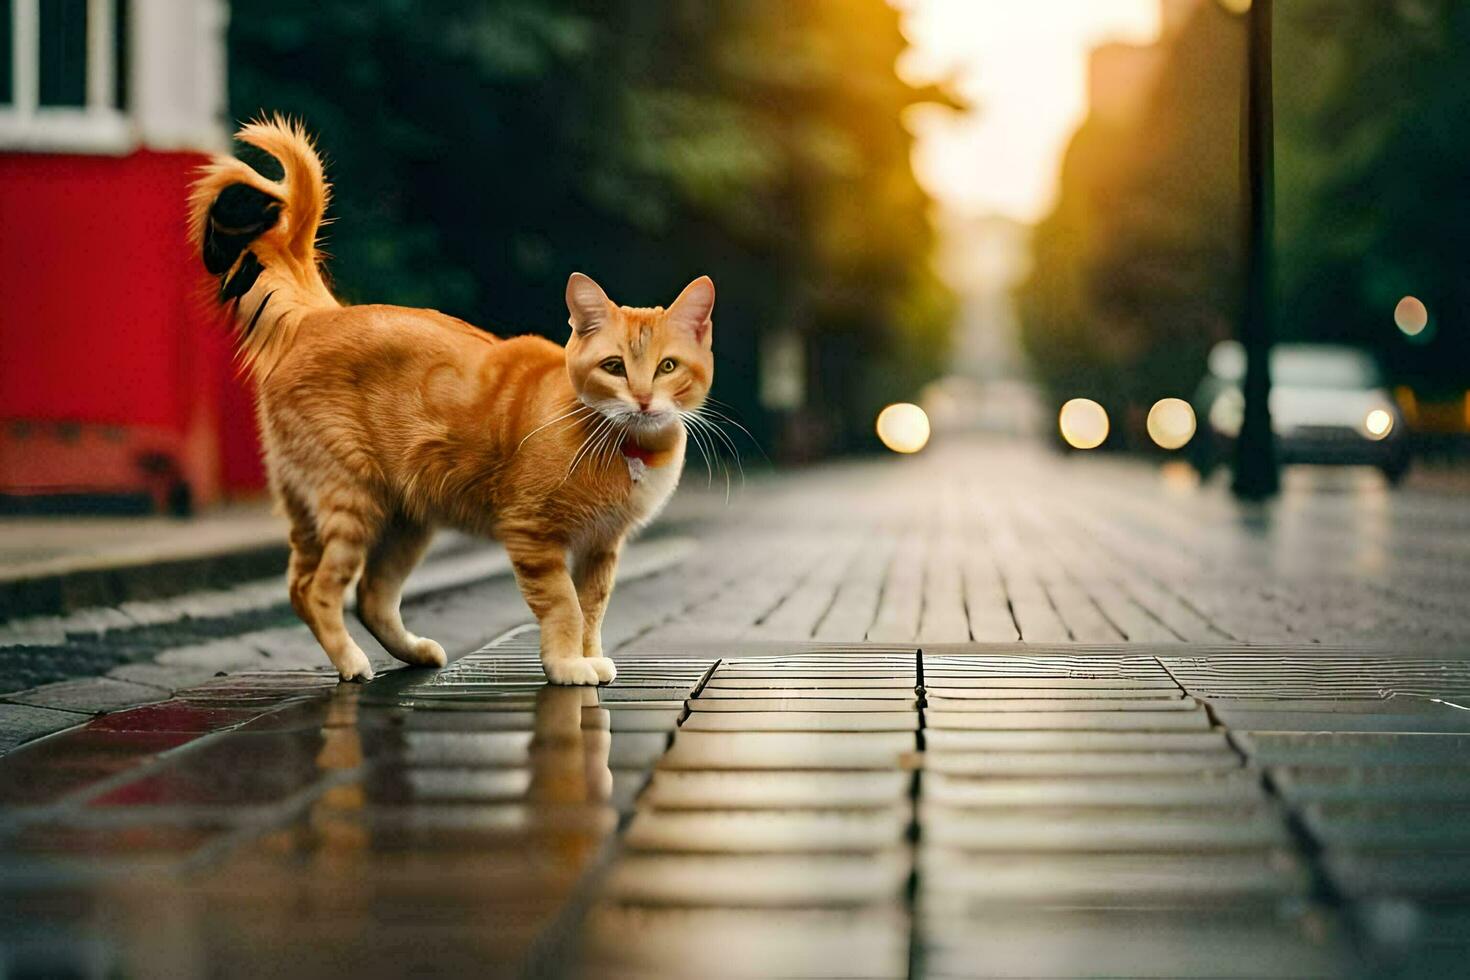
0, 149, 266, 503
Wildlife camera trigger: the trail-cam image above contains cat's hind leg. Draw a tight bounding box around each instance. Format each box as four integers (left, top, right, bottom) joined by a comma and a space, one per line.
503, 532, 602, 686
291, 489, 380, 682
357, 516, 445, 668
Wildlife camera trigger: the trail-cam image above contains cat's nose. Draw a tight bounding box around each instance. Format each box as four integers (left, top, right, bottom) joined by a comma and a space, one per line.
637, 397, 651, 412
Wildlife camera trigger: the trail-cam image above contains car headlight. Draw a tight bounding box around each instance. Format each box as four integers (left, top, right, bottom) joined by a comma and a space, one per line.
1363, 408, 1394, 440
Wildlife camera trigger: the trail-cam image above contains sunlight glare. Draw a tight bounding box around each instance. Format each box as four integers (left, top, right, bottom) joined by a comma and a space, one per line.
894, 0, 1162, 223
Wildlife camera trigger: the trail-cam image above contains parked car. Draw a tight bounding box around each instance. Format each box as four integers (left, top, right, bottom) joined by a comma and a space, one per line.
1192, 342, 1410, 483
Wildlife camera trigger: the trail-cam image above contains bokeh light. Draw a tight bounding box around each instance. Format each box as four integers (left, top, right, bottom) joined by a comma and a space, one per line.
1364, 408, 1393, 440
1058, 398, 1109, 450
1394, 296, 1429, 337
876, 403, 931, 454
1147, 398, 1197, 450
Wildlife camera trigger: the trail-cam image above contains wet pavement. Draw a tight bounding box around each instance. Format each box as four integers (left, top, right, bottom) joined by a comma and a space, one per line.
5, 442, 1470, 976
3, 630, 1470, 977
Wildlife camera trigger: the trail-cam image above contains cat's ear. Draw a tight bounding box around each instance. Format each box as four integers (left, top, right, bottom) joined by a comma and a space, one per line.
667, 275, 715, 347
566, 272, 612, 336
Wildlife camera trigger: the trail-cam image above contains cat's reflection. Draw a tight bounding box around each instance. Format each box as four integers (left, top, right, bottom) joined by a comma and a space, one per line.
310, 683, 368, 863
528, 685, 614, 805
527, 685, 616, 868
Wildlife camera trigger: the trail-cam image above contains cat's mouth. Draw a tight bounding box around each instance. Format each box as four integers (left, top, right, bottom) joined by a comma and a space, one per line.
621, 410, 678, 434
588, 403, 678, 434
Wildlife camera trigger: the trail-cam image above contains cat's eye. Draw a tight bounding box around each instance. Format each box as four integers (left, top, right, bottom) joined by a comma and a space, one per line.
600, 358, 626, 377
658, 358, 678, 375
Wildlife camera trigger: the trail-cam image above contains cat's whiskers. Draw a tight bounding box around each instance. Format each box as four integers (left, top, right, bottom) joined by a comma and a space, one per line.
516, 402, 596, 454
682, 414, 715, 487
696, 404, 769, 462
679, 408, 735, 503
563, 413, 624, 484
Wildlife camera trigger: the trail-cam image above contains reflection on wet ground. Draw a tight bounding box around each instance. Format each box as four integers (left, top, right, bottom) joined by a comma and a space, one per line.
3, 638, 1470, 976
0, 631, 709, 977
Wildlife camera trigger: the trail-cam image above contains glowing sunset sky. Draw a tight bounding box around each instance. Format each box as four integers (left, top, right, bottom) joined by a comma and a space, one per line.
895, 0, 1163, 224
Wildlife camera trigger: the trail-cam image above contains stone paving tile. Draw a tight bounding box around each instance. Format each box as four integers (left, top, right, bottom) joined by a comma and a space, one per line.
927, 707, 1213, 731
917, 850, 1313, 905
924, 685, 1184, 699
1322, 851, 1470, 900
85, 730, 346, 811
0, 703, 84, 753
704, 675, 916, 689
926, 675, 1181, 689
688, 696, 918, 712
659, 730, 916, 770
696, 686, 917, 700
1270, 765, 1470, 803
1300, 801, 1470, 849
1207, 696, 1470, 715
923, 729, 1230, 751
1234, 731, 1470, 766
922, 654, 1170, 680
711, 668, 915, 681
642, 770, 910, 809
925, 771, 1264, 808
86, 700, 279, 735
1162, 655, 1470, 700
920, 909, 1347, 979
926, 695, 1197, 712
600, 851, 912, 906
4, 677, 167, 714
575, 905, 911, 979
1212, 707, 1470, 733
924, 750, 1241, 777
624, 806, 910, 852
921, 804, 1289, 851
682, 710, 919, 732
0, 729, 197, 807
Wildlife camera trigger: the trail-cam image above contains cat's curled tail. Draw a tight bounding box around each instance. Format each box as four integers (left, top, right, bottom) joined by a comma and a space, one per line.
188, 114, 339, 379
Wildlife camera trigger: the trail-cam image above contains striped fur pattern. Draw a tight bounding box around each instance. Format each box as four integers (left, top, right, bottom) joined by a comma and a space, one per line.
189, 118, 716, 683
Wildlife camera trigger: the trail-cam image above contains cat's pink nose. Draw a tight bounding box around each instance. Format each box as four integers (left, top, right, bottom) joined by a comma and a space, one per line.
637, 398, 651, 412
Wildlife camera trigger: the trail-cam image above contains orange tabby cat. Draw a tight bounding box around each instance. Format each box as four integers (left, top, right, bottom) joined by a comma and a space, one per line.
188, 117, 714, 685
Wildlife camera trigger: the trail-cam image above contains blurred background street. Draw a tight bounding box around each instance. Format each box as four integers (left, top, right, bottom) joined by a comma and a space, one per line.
5, 0, 1470, 976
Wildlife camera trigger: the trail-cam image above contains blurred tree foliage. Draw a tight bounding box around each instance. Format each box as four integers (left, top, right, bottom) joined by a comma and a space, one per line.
1017, 0, 1470, 442
1279, 0, 1470, 399
228, 0, 953, 457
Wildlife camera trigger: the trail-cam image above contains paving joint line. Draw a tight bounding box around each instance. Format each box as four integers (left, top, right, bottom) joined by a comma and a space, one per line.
1205, 698, 1362, 958
906, 645, 927, 980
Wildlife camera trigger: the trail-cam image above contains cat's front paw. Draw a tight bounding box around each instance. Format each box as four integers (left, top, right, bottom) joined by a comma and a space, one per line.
334, 648, 375, 683
543, 657, 603, 686
585, 656, 617, 684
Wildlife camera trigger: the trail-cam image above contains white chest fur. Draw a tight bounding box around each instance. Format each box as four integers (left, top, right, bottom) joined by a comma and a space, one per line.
624, 443, 683, 528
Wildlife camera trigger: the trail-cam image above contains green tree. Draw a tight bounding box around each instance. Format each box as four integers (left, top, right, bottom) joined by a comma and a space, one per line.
1017, 0, 1470, 444
1278, 0, 1470, 396
228, 0, 951, 458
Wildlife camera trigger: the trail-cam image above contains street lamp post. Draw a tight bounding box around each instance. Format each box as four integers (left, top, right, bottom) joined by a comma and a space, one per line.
1232, 0, 1280, 499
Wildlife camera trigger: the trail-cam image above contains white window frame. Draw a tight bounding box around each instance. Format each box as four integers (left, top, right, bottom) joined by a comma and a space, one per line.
0, 0, 134, 153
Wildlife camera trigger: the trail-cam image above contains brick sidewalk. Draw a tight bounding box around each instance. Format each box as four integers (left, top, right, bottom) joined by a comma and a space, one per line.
4, 440, 1470, 976
3, 630, 1469, 977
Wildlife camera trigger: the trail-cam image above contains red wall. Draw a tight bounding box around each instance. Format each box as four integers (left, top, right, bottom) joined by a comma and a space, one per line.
0, 149, 265, 500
